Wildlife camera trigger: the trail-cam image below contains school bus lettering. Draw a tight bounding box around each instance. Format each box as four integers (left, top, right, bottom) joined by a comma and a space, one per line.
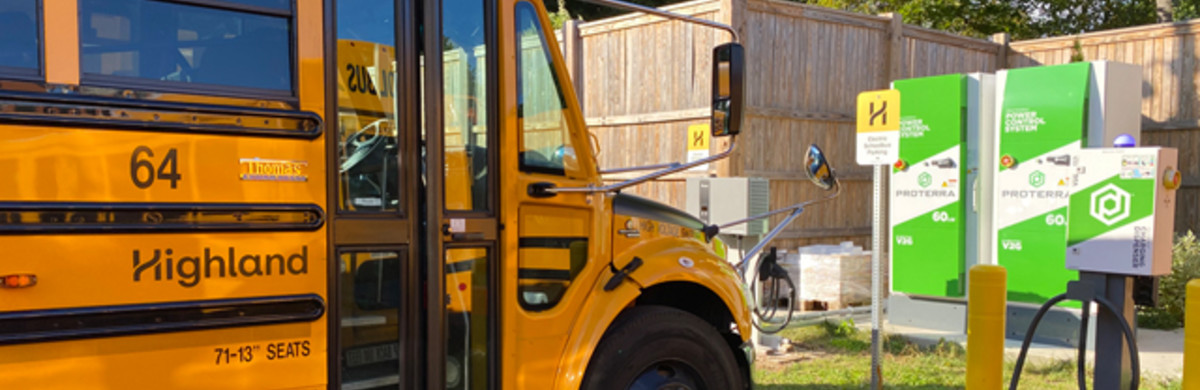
239, 158, 309, 182
345, 63, 396, 98
213, 340, 310, 366
133, 246, 309, 287
266, 340, 311, 360
214, 345, 258, 365
130, 146, 182, 189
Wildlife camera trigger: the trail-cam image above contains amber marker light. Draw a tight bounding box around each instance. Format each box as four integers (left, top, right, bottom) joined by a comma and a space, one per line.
1164, 168, 1182, 190
2, 274, 36, 288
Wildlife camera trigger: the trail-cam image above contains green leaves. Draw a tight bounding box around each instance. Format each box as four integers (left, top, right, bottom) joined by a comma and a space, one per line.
1138, 231, 1200, 329
545, 0, 1179, 39
802, 0, 1163, 40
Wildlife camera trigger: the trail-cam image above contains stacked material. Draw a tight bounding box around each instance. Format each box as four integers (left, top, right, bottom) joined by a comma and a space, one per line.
795, 242, 884, 310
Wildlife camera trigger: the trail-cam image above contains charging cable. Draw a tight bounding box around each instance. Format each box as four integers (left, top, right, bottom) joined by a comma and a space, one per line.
748, 247, 797, 334
1007, 288, 1140, 390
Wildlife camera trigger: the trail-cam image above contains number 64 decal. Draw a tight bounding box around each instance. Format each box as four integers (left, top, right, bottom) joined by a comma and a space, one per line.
130, 146, 182, 189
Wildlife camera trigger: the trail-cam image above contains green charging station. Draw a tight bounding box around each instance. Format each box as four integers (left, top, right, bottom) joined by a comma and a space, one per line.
888, 73, 993, 333
891, 74, 969, 298
887, 62, 1143, 341
992, 61, 1142, 307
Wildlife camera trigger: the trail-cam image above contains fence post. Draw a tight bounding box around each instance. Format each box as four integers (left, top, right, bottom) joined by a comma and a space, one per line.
990, 33, 1011, 70
875, 11, 902, 268
562, 19, 584, 109
966, 265, 1007, 389
1186, 279, 1199, 390
883, 12, 903, 84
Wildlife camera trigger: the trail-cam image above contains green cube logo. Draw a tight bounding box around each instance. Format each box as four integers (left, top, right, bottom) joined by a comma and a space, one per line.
1090, 184, 1130, 226
1029, 170, 1045, 188
918, 172, 932, 188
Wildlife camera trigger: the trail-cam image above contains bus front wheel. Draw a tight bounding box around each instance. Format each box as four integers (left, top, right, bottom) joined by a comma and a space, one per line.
580, 306, 747, 390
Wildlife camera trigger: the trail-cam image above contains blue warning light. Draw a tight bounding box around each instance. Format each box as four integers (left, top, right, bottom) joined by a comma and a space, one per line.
1113, 133, 1136, 148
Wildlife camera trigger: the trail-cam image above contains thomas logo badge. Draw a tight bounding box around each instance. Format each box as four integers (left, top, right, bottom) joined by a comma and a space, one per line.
240, 158, 308, 182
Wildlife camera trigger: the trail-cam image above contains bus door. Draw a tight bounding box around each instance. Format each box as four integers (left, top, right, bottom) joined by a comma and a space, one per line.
422, 0, 499, 388
329, 0, 422, 389
332, 0, 499, 388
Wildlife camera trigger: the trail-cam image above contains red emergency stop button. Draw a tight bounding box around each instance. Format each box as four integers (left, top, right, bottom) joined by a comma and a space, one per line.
2, 274, 36, 288
1000, 154, 1016, 169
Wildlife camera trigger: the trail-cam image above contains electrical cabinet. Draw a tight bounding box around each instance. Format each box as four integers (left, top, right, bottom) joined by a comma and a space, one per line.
685, 177, 770, 236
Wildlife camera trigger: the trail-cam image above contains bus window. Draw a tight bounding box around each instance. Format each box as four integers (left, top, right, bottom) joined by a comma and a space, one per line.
0, 1, 39, 72
443, 0, 490, 213
79, 0, 292, 94
515, 2, 581, 179
220, 0, 291, 11
336, 0, 400, 212
339, 251, 403, 389
445, 247, 489, 390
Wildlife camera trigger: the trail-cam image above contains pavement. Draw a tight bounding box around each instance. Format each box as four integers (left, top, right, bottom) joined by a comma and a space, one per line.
880, 320, 1186, 380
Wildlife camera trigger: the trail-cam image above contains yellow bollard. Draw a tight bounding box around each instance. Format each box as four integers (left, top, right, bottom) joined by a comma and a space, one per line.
966, 265, 1007, 389
1186, 279, 1200, 390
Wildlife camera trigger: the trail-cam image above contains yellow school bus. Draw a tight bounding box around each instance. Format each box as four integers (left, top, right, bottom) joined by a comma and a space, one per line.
0, 0, 760, 389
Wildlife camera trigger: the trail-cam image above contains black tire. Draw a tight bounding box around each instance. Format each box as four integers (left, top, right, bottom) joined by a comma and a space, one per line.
580, 306, 747, 390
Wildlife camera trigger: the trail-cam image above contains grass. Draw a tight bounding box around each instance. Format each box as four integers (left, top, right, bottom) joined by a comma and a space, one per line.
753, 320, 1182, 389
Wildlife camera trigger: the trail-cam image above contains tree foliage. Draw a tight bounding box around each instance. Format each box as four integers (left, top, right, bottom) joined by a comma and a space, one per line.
1138, 231, 1200, 329
1178, 0, 1200, 19
544, 0, 678, 25
805, 0, 1160, 39
546, 0, 1193, 39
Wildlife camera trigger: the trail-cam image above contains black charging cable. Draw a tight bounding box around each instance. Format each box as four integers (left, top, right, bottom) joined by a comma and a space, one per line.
749, 248, 797, 334
1008, 292, 1140, 390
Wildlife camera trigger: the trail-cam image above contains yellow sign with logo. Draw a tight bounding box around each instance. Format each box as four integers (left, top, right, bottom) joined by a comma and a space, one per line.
686, 123, 711, 171
687, 124, 710, 151
856, 89, 900, 165
856, 89, 900, 133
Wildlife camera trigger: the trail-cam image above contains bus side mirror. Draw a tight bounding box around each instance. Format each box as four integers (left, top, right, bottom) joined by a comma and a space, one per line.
805, 144, 836, 190
712, 42, 745, 137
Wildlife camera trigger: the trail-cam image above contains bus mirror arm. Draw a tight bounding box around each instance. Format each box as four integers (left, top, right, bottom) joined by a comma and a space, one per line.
549, 138, 737, 195
599, 161, 680, 175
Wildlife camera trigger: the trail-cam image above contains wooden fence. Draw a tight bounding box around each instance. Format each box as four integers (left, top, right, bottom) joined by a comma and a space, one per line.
558, 0, 1004, 249
557, 0, 1200, 249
